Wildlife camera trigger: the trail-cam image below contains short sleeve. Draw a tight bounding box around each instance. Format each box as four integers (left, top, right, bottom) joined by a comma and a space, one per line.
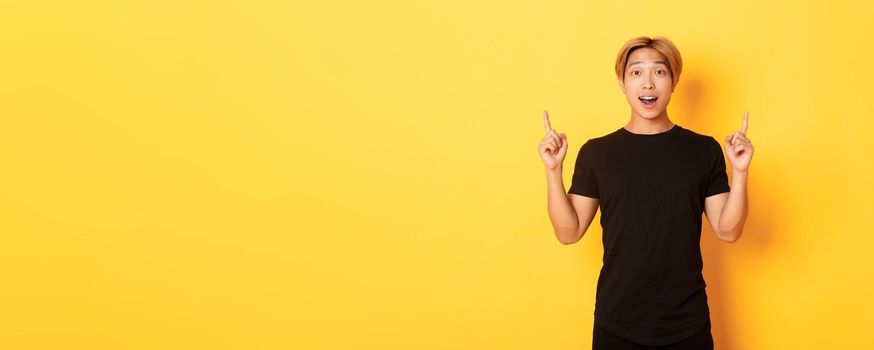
705, 137, 731, 197
568, 140, 599, 198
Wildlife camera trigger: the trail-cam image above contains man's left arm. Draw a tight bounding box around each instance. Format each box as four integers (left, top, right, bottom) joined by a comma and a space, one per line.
705, 112, 754, 243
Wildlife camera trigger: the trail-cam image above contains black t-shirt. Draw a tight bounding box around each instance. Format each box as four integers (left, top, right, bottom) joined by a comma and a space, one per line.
568, 124, 730, 346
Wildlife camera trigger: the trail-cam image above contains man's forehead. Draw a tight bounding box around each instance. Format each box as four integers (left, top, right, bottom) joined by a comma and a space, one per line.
627, 60, 668, 67
628, 48, 668, 65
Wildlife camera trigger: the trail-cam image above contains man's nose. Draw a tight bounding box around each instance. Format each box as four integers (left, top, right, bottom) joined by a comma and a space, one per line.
643, 76, 654, 89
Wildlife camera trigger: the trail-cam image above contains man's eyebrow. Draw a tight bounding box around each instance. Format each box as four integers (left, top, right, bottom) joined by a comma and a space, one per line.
628, 61, 668, 67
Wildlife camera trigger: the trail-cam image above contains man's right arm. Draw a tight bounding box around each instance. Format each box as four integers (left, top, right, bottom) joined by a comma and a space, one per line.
546, 168, 599, 245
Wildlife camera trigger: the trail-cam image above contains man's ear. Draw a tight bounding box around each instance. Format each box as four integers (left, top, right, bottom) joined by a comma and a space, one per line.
618, 78, 626, 95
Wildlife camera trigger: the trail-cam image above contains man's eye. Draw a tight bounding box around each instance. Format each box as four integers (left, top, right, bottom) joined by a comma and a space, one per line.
631, 71, 639, 76
656, 69, 664, 75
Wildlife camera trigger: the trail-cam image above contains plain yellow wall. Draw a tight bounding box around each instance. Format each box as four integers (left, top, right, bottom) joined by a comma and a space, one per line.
1, 0, 872, 349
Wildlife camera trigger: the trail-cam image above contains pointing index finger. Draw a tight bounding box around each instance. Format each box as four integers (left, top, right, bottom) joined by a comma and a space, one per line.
741, 111, 749, 135
543, 110, 553, 133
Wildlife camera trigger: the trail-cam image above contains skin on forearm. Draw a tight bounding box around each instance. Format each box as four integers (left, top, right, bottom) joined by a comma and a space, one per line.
546, 168, 580, 241
718, 169, 749, 241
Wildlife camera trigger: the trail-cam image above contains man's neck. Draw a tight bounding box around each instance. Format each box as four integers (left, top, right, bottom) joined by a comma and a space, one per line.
624, 114, 674, 134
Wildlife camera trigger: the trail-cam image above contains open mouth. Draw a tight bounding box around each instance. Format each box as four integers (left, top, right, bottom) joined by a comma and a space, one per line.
639, 96, 658, 105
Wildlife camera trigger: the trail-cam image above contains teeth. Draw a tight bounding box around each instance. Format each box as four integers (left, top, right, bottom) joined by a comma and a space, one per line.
639, 96, 657, 101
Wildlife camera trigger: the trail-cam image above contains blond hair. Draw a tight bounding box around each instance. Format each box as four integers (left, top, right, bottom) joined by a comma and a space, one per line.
615, 36, 683, 89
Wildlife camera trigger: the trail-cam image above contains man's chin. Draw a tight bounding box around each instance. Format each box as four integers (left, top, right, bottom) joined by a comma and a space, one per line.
635, 110, 665, 120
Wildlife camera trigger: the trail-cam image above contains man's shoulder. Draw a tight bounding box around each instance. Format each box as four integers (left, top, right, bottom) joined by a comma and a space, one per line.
677, 126, 721, 146
583, 128, 623, 147
675, 126, 725, 162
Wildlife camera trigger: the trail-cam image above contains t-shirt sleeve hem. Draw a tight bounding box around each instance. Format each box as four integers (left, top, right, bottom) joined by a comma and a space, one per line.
567, 187, 599, 199
568, 191, 598, 199
705, 185, 730, 198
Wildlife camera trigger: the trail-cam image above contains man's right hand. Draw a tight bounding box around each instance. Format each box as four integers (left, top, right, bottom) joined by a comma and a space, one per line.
538, 110, 568, 171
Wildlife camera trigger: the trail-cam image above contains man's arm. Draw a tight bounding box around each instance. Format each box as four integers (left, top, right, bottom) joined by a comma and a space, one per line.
539, 111, 599, 245
705, 111, 754, 243
546, 169, 599, 245
705, 170, 748, 243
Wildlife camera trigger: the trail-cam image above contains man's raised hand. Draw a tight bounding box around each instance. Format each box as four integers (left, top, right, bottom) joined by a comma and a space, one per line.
724, 111, 754, 172
538, 110, 568, 171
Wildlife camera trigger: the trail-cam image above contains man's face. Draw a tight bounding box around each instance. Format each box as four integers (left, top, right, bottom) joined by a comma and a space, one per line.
619, 47, 673, 120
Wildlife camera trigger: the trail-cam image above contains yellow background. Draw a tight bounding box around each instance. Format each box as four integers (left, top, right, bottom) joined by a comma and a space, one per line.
1, 0, 872, 349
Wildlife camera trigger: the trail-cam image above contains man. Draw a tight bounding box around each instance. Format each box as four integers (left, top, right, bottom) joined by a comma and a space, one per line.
538, 36, 753, 349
